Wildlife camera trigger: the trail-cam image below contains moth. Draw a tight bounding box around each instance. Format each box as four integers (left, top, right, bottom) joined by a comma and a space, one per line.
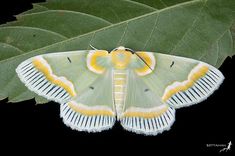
16, 46, 224, 135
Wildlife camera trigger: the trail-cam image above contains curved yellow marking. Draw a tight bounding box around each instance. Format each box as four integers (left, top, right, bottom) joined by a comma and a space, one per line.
87, 50, 108, 74
162, 64, 209, 102
68, 101, 115, 116
32, 57, 76, 97
135, 52, 155, 76
111, 50, 132, 69
122, 105, 168, 119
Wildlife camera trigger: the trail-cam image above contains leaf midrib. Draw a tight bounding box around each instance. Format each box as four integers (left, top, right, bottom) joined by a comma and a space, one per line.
0, 0, 205, 64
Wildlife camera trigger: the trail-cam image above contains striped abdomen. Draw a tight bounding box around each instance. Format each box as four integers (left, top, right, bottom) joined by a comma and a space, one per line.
112, 70, 128, 119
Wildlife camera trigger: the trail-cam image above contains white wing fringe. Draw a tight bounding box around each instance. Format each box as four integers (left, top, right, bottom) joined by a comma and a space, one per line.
16, 58, 71, 103
166, 64, 224, 108
120, 106, 175, 135
60, 102, 116, 132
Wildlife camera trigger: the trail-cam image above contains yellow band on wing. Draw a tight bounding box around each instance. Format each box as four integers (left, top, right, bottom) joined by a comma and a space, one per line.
68, 101, 115, 116
121, 105, 168, 119
162, 63, 209, 102
87, 50, 108, 74
135, 52, 156, 76
32, 57, 76, 97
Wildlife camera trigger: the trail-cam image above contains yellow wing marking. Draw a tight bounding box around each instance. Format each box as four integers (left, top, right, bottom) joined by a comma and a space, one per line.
68, 101, 115, 116
162, 63, 209, 102
87, 50, 108, 74
135, 52, 156, 76
32, 57, 76, 97
121, 105, 169, 119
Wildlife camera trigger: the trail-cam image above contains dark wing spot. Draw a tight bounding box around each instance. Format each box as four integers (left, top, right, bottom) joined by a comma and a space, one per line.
33, 34, 36, 37
67, 57, 72, 63
170, 61, 174, 68
89, 86, 94, 90
144, 88, 149, 92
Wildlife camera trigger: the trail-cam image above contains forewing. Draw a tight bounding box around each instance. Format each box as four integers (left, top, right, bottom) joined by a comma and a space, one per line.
141, 52, 224, 108
16, 50, 101, 103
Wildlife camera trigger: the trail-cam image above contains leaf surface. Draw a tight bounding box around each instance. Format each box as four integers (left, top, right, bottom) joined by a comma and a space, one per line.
0, 0, 234, 104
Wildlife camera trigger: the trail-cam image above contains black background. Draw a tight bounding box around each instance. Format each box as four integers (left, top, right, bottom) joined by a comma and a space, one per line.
0, 0, 234, 154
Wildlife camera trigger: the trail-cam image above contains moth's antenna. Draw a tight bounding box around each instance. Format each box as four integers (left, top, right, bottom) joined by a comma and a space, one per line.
135, 53, 154, 71
125, 47, 153, 71
90, 44, 98, 50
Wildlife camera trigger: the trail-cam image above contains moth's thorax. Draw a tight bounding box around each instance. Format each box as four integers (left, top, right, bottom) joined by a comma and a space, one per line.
110, 50, 132, 69
86, 48, 156, 76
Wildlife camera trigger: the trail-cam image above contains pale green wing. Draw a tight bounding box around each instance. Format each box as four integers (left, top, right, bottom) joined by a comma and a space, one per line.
60, 69, 115, 132
120, 70, 175, 135
16, 50, 99, 103
141, 52, 224, 108
121, 52, 224, 135
16, 50, 116, 132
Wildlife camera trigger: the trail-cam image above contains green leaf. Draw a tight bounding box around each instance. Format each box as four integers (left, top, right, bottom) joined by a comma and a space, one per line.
0, 42, 23, 61
3, 10, 111, 38
0, 0, 234, 104
20, 4, 49, 15
0, 26, 67, 51
133, 0, 194, 9
24, 0, 157, 23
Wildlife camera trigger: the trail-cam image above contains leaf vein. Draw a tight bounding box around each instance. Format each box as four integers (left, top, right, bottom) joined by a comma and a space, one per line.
159, 0, 168, 7
123, 0, 157, 10
0, 42, 24, 54
143, 13, 159, 49
87, 32, 96, 50
0, 26, 68, 40
169, 0, 207, 54
116, 22, 129, 47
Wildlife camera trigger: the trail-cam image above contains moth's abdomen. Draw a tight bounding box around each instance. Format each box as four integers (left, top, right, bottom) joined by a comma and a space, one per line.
112, 69, 128, 119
